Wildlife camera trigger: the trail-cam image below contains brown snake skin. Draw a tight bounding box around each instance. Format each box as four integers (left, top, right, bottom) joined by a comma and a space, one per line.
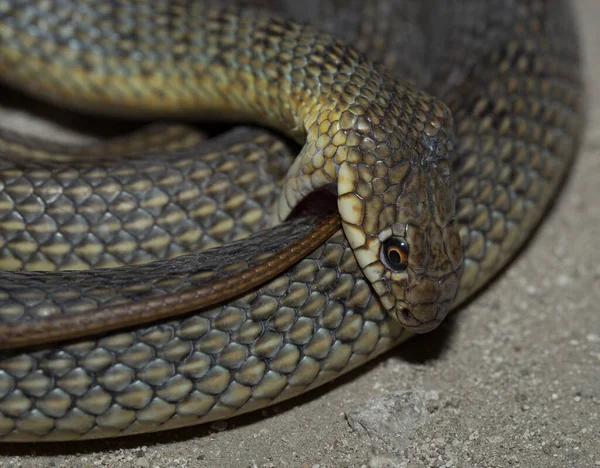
0, 0, 584, 441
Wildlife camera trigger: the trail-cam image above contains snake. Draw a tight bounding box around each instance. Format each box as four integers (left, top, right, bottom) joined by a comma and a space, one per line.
0, 0, 583, 442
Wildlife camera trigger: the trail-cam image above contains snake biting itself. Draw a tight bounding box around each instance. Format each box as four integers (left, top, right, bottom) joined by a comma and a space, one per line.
0, 0, 583, 441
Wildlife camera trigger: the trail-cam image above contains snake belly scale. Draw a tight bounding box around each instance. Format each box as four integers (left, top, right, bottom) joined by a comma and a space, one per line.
0, 0, 583, 441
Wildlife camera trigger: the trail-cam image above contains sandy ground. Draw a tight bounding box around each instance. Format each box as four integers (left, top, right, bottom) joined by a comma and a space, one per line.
0, 0, 599, 466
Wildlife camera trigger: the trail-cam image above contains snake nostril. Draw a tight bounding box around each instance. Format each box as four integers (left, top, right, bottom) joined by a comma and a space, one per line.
400, 308, 411, 321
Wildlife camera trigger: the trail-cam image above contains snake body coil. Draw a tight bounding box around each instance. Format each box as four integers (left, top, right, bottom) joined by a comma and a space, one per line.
0, 0, 583, 441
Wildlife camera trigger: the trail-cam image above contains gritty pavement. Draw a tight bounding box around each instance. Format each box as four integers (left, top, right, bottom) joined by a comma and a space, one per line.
0, 0, 598, 466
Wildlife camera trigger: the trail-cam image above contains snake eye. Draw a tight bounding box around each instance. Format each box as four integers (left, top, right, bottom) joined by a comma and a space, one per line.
381, 237, 409, 272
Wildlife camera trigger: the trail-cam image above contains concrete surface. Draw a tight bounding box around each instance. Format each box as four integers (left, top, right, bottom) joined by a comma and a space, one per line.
0, 0, 598, 466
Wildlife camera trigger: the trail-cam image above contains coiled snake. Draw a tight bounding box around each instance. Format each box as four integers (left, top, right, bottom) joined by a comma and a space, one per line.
0, 0, 583, 441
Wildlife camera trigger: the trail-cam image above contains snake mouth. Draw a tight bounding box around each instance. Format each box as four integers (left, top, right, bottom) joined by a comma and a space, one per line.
400, 314, 444, 333
389, 299, 452, 333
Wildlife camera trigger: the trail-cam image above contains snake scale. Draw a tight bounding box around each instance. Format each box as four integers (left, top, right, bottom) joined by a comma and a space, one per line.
0, 0, 583, 441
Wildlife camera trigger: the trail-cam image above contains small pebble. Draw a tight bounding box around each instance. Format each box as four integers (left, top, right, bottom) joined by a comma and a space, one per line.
587, 334, 600, 343
556, 274, 571, 286
135, 458, 150, 468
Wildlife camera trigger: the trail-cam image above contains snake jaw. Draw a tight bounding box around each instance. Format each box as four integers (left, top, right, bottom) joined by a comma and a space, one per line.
392, 270, 460, 332
389, 302, 450, 333
367, 253, 458, 333
368, 269, 453, 334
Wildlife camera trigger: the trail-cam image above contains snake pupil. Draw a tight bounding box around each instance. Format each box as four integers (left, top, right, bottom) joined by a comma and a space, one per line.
388, 249, 402, 265
381, 237, 409, 272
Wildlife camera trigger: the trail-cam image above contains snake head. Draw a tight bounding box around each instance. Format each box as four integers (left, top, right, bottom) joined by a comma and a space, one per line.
337, 92, 463, 332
